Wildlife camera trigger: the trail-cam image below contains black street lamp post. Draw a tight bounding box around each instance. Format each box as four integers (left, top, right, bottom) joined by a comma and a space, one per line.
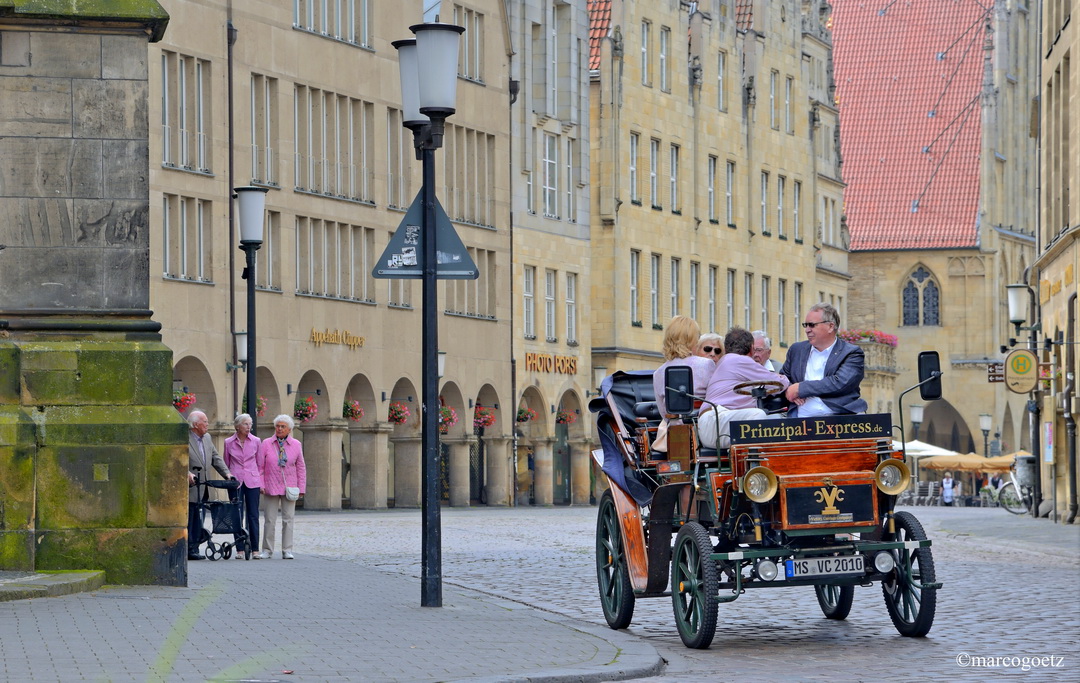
1006, 283, 1043, 517
235, 186, 268, 436
979, 413, 992, 456
394, 22, 464, 608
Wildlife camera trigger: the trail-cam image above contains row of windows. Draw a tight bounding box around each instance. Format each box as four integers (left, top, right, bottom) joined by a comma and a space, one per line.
162, 195, 502, 316
526, 132, 580, 220
292, 0, 371, 48
522, 266, 578, 345
628, 249, 807, 346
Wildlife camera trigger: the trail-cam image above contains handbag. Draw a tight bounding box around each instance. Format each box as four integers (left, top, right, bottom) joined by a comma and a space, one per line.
281, 463, 300, 501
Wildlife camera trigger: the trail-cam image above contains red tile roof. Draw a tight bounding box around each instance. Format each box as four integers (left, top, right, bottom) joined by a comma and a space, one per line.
735, 0, 754, 31
832, 0, 989, 251
588, 0, 612, 71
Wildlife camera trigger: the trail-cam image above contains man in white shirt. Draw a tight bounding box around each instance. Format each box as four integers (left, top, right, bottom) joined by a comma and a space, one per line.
780, 303, 867, 417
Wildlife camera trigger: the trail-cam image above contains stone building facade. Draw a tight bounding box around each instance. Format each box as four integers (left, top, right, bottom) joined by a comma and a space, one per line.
588, 0, 849, 380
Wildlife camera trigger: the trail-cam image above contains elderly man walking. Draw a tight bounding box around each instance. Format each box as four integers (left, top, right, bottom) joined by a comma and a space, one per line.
187, 410, 231, 560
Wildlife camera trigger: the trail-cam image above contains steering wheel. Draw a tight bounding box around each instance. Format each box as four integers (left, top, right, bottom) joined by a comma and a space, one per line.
732, 380, 785, 397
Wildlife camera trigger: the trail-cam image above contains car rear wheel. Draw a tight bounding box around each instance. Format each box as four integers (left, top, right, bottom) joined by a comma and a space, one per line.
671, 522, 719, 649
881, 511, 937, 637
596, 490, 635, 629
815, 584, 854, 620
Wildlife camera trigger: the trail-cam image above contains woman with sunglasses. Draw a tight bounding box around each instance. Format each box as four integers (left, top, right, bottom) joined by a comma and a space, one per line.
695, 332, 724, 363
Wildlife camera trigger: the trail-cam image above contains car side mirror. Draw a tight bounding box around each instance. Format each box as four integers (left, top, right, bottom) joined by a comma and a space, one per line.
665, 365, 695, 416
918, 351, 943, 401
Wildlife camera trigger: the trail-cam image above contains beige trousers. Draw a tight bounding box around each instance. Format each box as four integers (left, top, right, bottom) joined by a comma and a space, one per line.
261, 494, 296, 554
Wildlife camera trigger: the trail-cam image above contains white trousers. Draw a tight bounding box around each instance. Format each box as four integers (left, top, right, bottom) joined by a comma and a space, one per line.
696, 406, 767, 449
261, 494, 296, 554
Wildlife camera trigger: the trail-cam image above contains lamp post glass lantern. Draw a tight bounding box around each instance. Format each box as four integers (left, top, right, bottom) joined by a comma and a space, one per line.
234, 186, 268, 435
1006, 284, 1029, 326
394, 22, 464, 609
979, 413, 992, 456
909, 403, 924, 442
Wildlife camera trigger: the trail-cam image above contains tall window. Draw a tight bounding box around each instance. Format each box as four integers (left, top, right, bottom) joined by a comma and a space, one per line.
650, 253, 660, 325
454, 4, 485, 82
777, 280, 787, 345
630, 250, 641, 323
566, 273, 578, 344
744, 273, 753, 328
293, 0, 370, 47
689, 262, 699, 322
649, 138, 660, 208
565, 138, 576, 221
707, 155, 718, 222
708, 266, 718, 332
726, 161, 735, 225
523, 266, 536, 338
669, 144, 680, 213
386, 108, 409, 208
793, 180, 802, 241
545, 269, 557, 340
659, 26, 670, 92
769, 70, 778, 129
902, 266, 941, 326
350, 225, 375, 301
761, 275, 770, 333
760, 172, 769, 233
251, 74, 278, 185
641, 20, 651, 85
629, 132, 640, 203
794, 282, 803, 335
256, 211, 282, 291
726, 269, 735, 328
161, 52, 212, 172
785, 76, 794, 133
717, 51, 727, 111
670, 258, 680, 316
543, 132, 559, 217
777, 176, 786, 238
162, 195, 212, 282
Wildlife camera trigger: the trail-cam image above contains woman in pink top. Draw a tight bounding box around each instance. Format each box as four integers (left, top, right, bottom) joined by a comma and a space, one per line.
653, 316, 716, 452
256, 414, 307, 559
223, 413, 262, 558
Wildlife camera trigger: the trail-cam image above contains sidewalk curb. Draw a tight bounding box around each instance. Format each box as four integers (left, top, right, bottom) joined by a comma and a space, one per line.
0, 570, 106, 602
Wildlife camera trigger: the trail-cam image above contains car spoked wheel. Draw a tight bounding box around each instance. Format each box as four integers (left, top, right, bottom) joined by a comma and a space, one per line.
815, 583, 854, 620
881, 511, 937, 637
595, 490, 635, 629
671, 522, 719, 649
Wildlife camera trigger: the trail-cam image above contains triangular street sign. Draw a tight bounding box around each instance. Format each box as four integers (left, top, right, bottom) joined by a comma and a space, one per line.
372, 191, 479, 280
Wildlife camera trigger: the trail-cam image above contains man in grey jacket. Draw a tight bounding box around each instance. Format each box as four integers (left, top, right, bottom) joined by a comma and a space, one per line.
188, 410, 231, 560
780, 303, 867, 416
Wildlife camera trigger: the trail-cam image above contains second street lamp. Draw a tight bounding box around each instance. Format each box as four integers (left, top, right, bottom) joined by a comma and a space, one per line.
234, 186, 268, 436
979, 413, 992, 456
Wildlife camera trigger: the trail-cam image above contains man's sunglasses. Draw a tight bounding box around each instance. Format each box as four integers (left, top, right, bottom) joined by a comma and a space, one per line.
802, 321, 831, 329
702, 346, 721, 354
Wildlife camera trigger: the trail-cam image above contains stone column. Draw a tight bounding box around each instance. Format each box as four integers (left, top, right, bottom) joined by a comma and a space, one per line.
532, 437, 555, 505
570, 438, 595, 505
297, 419, 346, 510
484, 435, 512, 506
444, 435, 475, 507
0, 7, 182, 586
350, 422, 393, 509
391, 435, 422, 508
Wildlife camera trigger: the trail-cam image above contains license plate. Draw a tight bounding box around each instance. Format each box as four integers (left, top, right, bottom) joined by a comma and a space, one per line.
785, 555, 865, 579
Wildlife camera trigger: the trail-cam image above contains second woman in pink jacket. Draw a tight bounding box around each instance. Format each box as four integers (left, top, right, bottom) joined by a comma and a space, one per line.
256, 414, 307, 559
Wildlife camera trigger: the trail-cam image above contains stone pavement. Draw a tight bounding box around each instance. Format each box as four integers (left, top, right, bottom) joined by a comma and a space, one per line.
0, 550, 662, 682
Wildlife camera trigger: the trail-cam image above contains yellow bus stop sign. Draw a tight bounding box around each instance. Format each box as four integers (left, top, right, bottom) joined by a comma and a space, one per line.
1004, 349, 1038, 394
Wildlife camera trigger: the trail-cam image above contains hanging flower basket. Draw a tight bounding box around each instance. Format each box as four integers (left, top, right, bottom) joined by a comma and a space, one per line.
343, 399, 364, 422
242, 394, 267, 418
388, 401, 410, 424
837, 329, 898, 348
172, 390, 196, 413
293, 395, 318, 424
516, 407, 537, 423
555, 409, 578, 425
473, 405, 496, 429
439, 405, 458, 432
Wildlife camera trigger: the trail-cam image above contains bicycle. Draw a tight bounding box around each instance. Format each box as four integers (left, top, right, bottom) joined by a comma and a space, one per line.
979, 470, 1032, 515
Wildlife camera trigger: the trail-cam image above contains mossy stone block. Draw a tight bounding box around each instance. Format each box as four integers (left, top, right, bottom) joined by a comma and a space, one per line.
36, 445, 147, 529
38, 405, 189, 445
0, 405, 36, 446
35, 527, 186, 586
0, 443, 35, 531
146, 443, 187, 527
0, 344, 18, 403
0, 531, 34, 571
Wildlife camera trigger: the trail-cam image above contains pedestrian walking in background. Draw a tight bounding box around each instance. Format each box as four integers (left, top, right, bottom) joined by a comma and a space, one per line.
223, 413, 262, 558
257, 414, 306, 559
187, 410, 232, 560
941, 472, 955, 506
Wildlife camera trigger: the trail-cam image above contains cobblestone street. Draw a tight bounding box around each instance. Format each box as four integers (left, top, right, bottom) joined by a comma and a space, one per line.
297, 504, 1080, 681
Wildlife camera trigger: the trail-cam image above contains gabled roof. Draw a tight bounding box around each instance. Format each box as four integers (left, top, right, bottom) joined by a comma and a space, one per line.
832, 0, 989, 251
735, 0, 754, 31
588, 0, 612, 71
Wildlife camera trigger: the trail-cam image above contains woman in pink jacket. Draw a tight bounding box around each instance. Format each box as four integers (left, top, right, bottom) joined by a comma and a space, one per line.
256, 414, 307, 559
223, 413, 262, 558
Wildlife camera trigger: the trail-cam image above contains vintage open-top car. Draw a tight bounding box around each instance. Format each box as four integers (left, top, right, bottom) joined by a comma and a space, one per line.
590, 353, 943, 649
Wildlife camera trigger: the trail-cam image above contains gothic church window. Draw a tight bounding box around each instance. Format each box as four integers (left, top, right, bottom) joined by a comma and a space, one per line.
901, 266, 940, 326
